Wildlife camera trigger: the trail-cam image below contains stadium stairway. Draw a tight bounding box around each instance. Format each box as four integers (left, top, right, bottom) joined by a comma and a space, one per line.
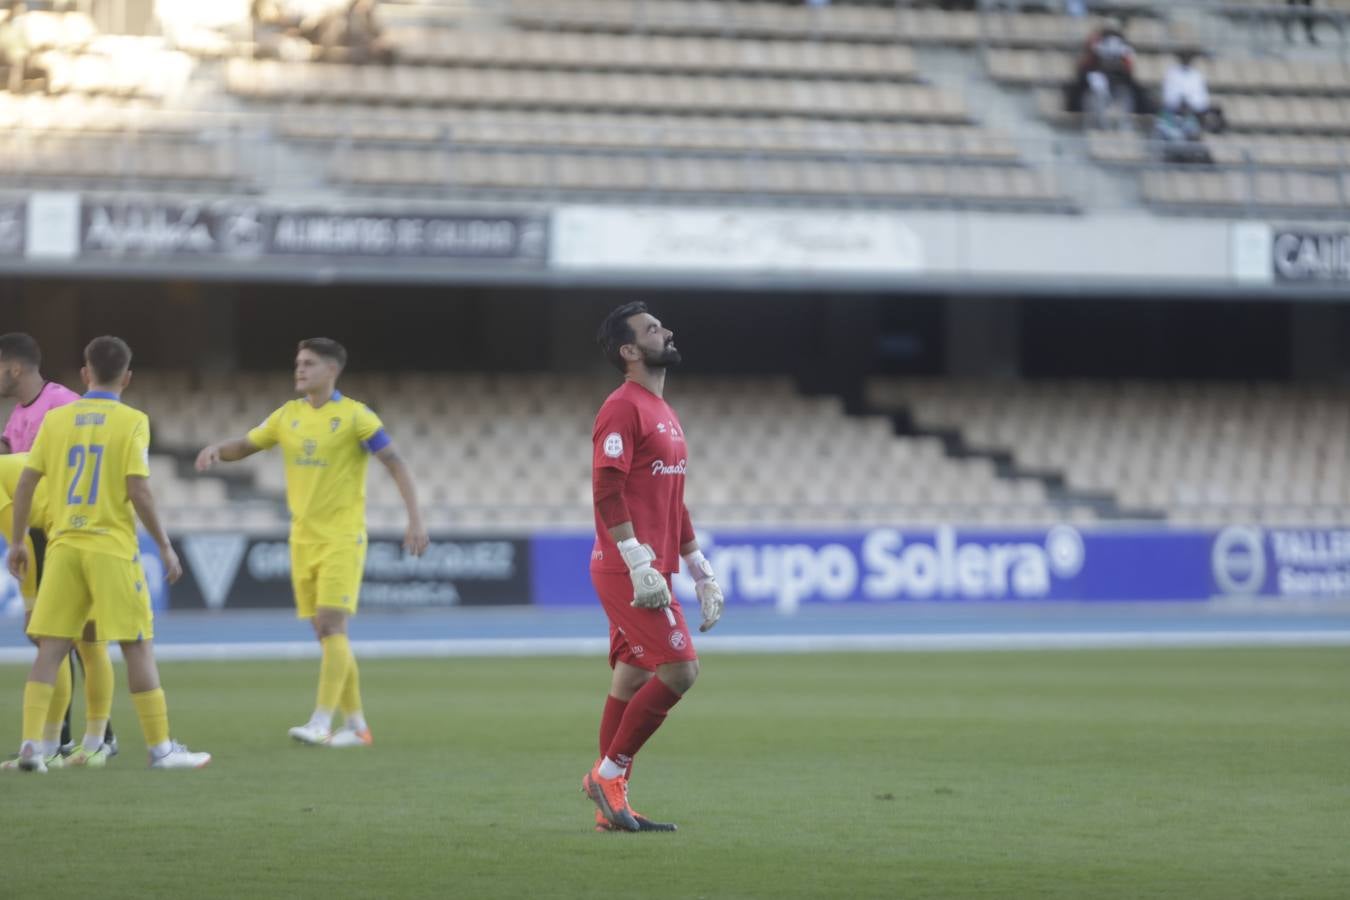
915, 43, 1140, 212
862, 392, 1167, 523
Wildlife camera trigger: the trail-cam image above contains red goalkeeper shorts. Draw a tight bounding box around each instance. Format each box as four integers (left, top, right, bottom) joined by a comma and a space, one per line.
590, 570, 699, 671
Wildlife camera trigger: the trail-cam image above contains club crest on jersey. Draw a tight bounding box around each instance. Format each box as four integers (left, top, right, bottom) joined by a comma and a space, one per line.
668, 631, 687, 650
330, 417, 341, 432
603, 433, 624, 458
291, 420, 299, 429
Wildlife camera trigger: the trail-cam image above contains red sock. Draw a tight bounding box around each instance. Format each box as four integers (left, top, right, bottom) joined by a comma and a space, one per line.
604, 677, 683, 770
599, 694, 627, 759
599, 693, 632, 780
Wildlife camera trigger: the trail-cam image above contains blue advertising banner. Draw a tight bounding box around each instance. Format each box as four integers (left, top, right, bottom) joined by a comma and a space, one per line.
530, 526, 1350, 612
1, 532, 170, 619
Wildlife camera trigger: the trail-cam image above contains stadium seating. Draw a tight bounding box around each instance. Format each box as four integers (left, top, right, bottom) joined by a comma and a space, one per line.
280, 108, 1020, 163
0, 131, 246, 187
327, 147, 1064, 208
124, 371, 1062, 532
13, 369, 1345, 532
866, 378, 1350, 527
383, 30, 922, 79
5, 1, 1343, 213
501, 0, 1195, 51
225, 60, 969, 120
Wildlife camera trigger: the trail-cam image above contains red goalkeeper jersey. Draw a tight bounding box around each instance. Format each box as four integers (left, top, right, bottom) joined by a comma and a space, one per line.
590, 381, 688, 576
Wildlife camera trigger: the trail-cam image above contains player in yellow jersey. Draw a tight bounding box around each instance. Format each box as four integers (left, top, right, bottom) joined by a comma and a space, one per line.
0, 453, 73, 770
196, 338, 428, 747
7, 336, 210, 772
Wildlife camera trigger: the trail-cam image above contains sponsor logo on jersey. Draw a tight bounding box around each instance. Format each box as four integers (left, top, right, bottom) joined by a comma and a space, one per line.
650, 459, 687, 476
603, 433, 624, 458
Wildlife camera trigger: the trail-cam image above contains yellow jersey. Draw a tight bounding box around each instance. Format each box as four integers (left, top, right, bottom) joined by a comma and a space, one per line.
247, 391, 388, 544
0, 452, 53, 535
26, 392, 150, 560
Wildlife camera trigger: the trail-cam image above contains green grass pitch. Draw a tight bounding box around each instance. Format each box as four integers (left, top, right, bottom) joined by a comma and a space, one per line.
2, 648, 1348, 899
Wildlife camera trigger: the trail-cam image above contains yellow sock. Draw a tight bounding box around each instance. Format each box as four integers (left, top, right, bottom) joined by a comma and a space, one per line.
23, 681, 55, 744
131, 688, 170, 748
76, 640, 114, 740
42, 656, 73, 744
317, 634, 352, 714
339, 654, 363, 719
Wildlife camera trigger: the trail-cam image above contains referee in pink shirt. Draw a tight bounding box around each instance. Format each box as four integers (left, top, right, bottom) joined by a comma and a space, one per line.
0, 332, 116, 758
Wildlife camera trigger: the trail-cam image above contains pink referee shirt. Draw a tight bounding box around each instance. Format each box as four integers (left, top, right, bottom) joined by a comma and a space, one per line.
3, 381, 80, 453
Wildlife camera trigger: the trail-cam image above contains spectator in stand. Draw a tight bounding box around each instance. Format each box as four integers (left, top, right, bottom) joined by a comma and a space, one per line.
0, 1, 32, 94
251, 0, 314, 61
1065, 18, 1152, 128
1285, 0, 1318, 45
342, 0, 391, 64
1162, 49, 1209, 116
310, 0, 390, 63
1155, 49, 1228, 164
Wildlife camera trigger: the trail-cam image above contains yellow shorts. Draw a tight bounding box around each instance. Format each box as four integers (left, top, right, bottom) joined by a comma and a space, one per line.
27, 544, 153, 642
291, 538, 367, 619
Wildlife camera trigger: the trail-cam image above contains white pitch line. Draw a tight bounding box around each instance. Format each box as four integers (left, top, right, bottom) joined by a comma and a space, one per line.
2, 631, 1350, 664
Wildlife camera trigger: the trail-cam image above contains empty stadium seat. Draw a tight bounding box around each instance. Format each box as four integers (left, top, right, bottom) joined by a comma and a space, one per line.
866, 378, 1350, 526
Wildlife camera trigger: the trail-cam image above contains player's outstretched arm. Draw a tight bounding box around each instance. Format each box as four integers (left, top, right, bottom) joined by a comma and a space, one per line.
375, 444, 429, 557
127, 475, 182, 584
5, 467, 41, 580
194, 437, 262, 472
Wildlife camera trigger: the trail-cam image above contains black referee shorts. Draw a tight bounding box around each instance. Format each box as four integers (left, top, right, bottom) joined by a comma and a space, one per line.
29, 527, 46, 586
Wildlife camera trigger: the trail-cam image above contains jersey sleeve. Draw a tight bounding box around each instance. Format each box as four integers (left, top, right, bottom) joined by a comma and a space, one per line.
247, 406, 285, 450
356, 404, 391, 453
126, 414, 151, 479
593, 400, 639, 474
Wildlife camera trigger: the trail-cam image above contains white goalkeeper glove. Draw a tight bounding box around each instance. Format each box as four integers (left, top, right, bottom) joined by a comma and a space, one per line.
684, 549, 723, 633
619, 538, 672, 609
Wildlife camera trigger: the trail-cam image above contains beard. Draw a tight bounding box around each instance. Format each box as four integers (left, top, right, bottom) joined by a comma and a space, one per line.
642, 342, 682, 368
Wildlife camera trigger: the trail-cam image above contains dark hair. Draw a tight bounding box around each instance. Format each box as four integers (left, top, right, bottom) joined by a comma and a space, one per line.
85, 336, 132, 384
0, 332, 41, 369
596, 302, 649, 373
297, 337, 347, 370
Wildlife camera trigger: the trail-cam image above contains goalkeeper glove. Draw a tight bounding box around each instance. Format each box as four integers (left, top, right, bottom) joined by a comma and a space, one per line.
619, 538, 672, 609
683, 549, 723, 632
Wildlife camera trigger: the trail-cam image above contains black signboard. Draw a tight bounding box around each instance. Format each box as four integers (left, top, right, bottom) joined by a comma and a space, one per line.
79, 200, 548, 264
171, 533, 531, 610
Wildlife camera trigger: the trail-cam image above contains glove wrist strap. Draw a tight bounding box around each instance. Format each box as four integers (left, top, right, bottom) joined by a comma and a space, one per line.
683, 549, 715, 583
618, 537, 653, 571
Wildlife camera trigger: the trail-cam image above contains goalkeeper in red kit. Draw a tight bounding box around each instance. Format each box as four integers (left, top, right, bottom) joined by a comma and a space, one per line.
582, 302, 724, 834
